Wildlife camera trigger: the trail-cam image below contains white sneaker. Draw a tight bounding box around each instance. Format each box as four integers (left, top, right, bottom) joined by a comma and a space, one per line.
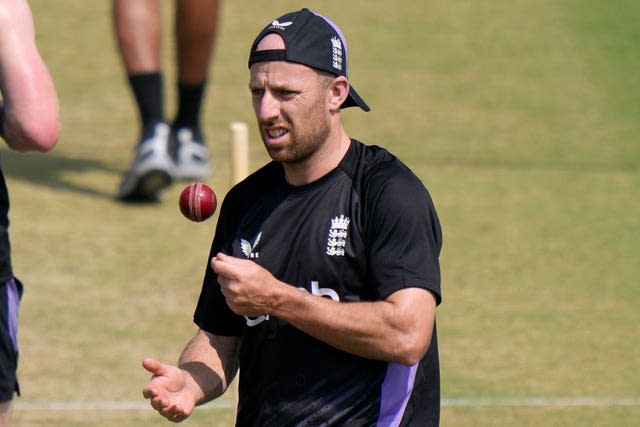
172, 128, 213, 181
117, 122, 173, 202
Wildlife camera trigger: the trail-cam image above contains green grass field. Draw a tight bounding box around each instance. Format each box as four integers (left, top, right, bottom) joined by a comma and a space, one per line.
3, 0, 638, 426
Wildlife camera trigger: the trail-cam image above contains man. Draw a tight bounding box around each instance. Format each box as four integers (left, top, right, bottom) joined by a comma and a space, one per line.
114, 0, 220, 202
0, 0, 61, 424
143, 8, 442, 426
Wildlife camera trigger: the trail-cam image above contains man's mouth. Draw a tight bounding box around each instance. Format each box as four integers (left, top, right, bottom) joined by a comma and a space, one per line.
265, 127, 288, 141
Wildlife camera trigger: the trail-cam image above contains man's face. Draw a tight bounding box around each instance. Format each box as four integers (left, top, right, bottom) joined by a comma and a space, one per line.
249, 60, 332, 164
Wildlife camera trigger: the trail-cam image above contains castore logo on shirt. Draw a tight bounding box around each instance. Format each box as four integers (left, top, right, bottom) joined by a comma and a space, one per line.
241, 232, 261, 259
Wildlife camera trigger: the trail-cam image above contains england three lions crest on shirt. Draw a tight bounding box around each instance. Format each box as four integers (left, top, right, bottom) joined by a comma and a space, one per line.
326, 214, 350, 256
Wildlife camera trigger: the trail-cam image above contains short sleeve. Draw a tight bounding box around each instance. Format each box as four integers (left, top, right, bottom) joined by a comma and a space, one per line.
363, 161, 442, 303
193, 187, 247, 335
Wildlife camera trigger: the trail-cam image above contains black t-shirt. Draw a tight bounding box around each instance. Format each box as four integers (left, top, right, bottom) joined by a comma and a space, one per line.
0, 153, 12, 282
1, 106, 14, 281
195, 140, 442, 426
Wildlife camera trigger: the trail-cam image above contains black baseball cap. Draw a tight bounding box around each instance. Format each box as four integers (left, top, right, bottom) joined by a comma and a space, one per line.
248, 8, 370, 112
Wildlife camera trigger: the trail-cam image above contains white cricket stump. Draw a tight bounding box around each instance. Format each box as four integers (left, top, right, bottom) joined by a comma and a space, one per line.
229, 121, 249, 186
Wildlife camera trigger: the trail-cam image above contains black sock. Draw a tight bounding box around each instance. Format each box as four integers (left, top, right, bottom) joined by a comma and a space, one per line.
172, 82, 206, 142
128, 73, 164, 139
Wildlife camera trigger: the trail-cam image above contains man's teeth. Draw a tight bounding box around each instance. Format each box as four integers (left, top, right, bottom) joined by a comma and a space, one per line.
267, 129, 286, 138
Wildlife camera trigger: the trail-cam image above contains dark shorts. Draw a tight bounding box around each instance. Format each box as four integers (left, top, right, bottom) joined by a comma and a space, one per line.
0, 277, 22, 402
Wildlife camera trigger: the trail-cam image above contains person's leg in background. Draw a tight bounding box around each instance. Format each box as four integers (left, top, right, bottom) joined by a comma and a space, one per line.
113, 0, 172, 202
114, 0, 220, 202
171, 0, 219, 181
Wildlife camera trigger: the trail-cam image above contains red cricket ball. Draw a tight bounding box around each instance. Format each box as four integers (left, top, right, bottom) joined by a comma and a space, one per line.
179, 182, 217, 222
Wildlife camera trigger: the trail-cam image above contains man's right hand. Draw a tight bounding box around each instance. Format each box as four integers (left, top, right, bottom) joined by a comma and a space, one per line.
142, 358, 197, 423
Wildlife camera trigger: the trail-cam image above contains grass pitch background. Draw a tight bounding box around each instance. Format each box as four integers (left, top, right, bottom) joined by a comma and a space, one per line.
1, 0, 638, 426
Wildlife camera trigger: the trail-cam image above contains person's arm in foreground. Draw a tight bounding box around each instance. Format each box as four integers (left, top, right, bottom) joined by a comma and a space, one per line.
0, 0, 60, 151
142, 329, 240, 422
213, 253, 437, 366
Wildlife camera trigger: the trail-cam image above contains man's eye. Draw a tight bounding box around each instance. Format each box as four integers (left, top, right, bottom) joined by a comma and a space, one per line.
278, 90, 296, 98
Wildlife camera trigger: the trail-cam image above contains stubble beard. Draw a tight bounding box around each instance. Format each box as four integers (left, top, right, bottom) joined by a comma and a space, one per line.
264, 104, 331, 166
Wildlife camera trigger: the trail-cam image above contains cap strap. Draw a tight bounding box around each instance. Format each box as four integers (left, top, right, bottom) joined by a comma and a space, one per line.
248, 49, 287, 68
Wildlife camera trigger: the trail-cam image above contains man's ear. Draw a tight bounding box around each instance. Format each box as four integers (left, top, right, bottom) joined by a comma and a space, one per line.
328, 76, 350, 112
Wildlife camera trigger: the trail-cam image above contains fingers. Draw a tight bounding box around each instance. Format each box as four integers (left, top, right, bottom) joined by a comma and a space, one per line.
142, 360, 162, 401
142, 358, 191, 422
212, 252, 245, 266
142, 357, 167, 377
210, 252, 229, 270
143, 387, 182, 417
211, 252, 240, 279
141, 358, 173, 400
210, 253, 221, 273
149, 396, 189, 422
214, 252, 231, 261
155, 398, 188, 422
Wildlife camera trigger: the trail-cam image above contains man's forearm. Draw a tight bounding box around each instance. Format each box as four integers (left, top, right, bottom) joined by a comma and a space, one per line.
178, 330, 240, 405
272, 285, 436, 366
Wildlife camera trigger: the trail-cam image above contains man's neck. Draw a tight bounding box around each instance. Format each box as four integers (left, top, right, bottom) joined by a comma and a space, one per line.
284, 127, 351, 186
